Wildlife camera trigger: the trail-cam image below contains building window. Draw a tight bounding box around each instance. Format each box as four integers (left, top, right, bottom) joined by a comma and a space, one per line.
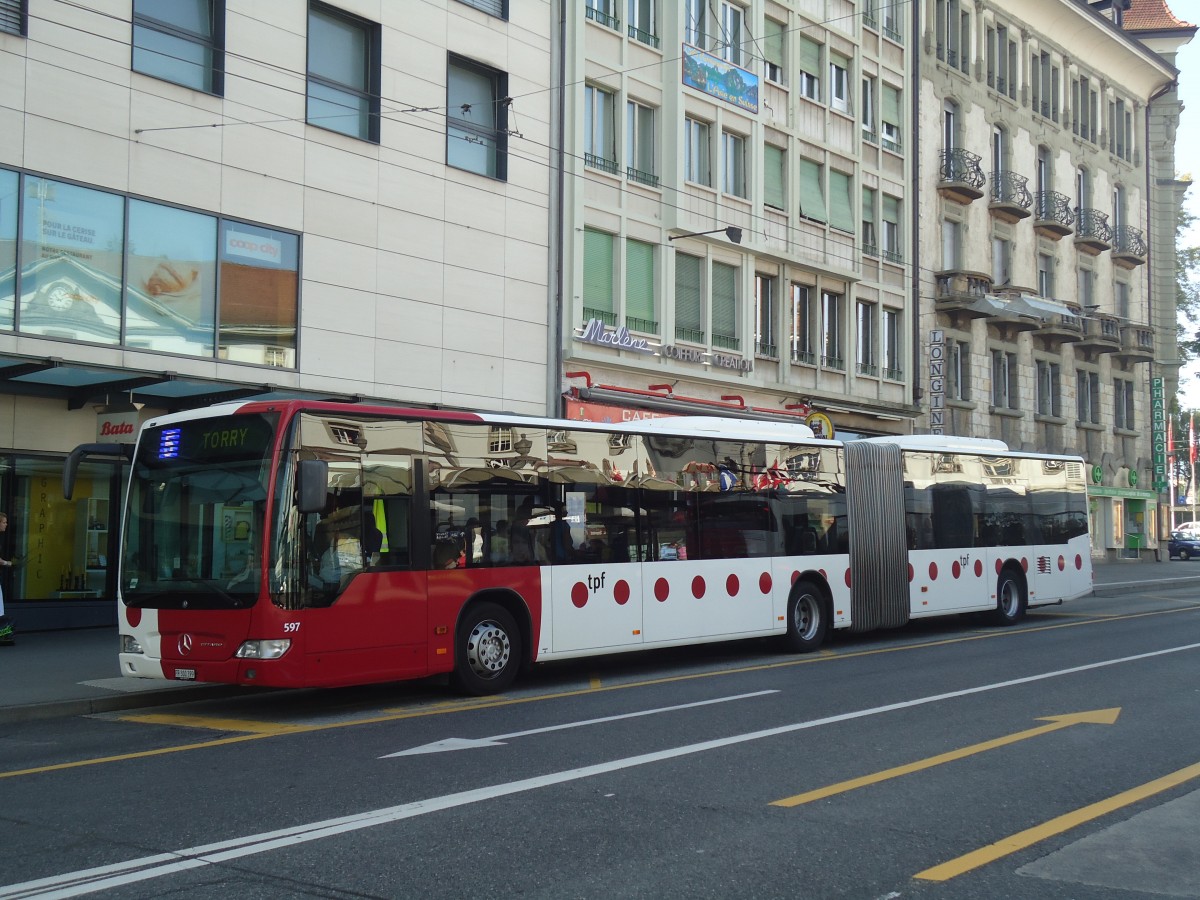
585, 0, 619, 30
675, 252, 705, 343
881, 195, 901, 262
722, 131, 746, 198
1036, 359, 1061, 417
1037, 253, 1054, 297
1114, 378, 1135, 430
763, 18, 785, 83
583, 228, 616, 324
584, 85, 618, 174
625, 239, 657, 332
711, 261, 739, 350
949, 339, 970, 401
829, 54, 850, 113
755, 274, 777, 357
684, 0, 706, 47
862, 187, 877, 256
797, 36, 821, 101
856, 301, 877, 374
764, 144, 786, 210
822, 291, 843, 369
1078, 267, 1094, 308
457, 0, 507, 18
828, 170, 854, 233
447, 56, 508, 179
942, 219, 962, 270
881, 0, 902, 41
883, 308, 902, 379
992, 236, 1011, 285
791, 284, 814, 364
488, 427, 514, 453
717, 1, 743, 66
684, 117, 711, 186
1115, 280, 1130, 320
991, 349, 1018, 410
881, 84, 902, 152
626, 101, 657, 186
861, 77, 877, 143
132, 0, 224, 94
1077, 370, 1100, 424
627, 0, 657, 46
306, 3, 380, 141
799, 159, 825, 223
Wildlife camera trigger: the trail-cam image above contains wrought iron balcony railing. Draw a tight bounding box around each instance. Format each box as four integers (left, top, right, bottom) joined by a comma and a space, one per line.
939, 148, 985, 189
1034, 190, 1074, 227
1113, 225, 1147, 258
989, 171, 1032, 210
1075, 208, 1113, 245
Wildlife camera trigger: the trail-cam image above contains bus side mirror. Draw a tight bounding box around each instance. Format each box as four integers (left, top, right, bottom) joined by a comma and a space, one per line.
296, 459, 329, 514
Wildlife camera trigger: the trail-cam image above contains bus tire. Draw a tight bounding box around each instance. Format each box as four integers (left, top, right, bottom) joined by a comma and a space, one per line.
783, 580, 827, 653
452, 602, 521, 695
992, 567, 1027, 626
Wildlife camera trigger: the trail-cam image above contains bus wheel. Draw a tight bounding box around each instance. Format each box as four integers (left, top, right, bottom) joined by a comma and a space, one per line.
453, 602, 521, 695
783, 580, 827, 653
992, 567, 1027, 626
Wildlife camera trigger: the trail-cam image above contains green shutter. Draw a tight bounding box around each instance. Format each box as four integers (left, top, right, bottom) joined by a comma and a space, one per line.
882, 194, 900, 224
625, 239, 656, 327
764, 19, 784, 68
764, 144, 785, 210
829, 170, 854, 233
711, 262, 737, 341
882, 84, 900, 126
583, 228, 614, 315
799, 159, 826, 222
798, 36, 820, 77
862, 187, 875, 224
675, 252, 704, 334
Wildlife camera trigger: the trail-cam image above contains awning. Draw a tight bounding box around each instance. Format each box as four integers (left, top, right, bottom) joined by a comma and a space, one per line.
1008, 296, 1077, 319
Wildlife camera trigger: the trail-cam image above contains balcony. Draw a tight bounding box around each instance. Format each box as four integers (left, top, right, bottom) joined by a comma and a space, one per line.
1074, 208, 1113, 256
1112, 226, 1148, 269
1033, 302, 1084, 343
1116, 325, 1154, 365
938, 149, 985, 204
988, 171, 1033, 223
986, 292, 1040, 335
1033, 191, 1074, 240
934, 270, 992, 318
1075, 314, 1121, 355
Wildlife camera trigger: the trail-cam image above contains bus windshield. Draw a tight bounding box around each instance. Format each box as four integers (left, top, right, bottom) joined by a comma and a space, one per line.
123, 412, 278, 609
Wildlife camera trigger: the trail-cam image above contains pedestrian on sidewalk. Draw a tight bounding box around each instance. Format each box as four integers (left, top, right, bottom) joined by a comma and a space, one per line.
0, 512, 13, 645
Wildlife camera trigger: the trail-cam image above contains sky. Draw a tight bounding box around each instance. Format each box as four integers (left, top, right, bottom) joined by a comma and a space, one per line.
1172, 27, 1200, 409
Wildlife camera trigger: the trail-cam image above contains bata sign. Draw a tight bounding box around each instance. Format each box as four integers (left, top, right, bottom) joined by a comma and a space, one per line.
96, 408, 140, 443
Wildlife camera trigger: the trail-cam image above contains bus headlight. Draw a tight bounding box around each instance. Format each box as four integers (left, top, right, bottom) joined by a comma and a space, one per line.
235, 639, 292, 660
120, 634, 143, 654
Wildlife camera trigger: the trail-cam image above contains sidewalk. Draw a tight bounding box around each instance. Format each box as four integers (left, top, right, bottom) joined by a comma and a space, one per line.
0, 560, 1196, 724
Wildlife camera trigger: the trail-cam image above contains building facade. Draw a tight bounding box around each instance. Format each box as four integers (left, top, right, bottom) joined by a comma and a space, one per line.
0, 0, 554, 627
918, 0, 1186, 558
560, 0, 916, 437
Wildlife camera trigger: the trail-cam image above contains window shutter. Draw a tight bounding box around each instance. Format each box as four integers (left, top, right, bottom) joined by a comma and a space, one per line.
828, 170, 854, 233
882, 84, 900, 127
625, 239, 655, 325
764, 19, 784, 70
711, 262, 737, 340
583, 228, 614, 314
882, 194, 900, 225
0, 0, 25, 35
862, 187, 876, 224
798, 159, 826, 222
798, 36, 820, 77
674, 253, 704, 332
763, 144, 785, 209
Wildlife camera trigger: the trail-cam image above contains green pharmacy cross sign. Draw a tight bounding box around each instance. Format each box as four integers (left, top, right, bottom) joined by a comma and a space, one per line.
1151, 376, 1167, 493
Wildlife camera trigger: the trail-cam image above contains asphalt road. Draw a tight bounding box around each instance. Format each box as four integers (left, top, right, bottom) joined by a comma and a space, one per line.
2, 582, 1198, 899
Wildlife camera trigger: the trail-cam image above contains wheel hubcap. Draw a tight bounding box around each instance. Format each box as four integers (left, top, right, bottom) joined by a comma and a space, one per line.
1000, 581, 1018, 616
466, 620, 511, 679
794, 594, 818, 640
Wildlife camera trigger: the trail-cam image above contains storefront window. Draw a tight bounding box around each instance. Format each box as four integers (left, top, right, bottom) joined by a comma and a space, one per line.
218, 221, 298, 367
0, 167, 16, 329
126, 200, 218, 357
19, 177, 124, 344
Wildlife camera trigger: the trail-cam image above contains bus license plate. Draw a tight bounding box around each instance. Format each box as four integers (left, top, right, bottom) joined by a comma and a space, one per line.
174, 668, 196, 681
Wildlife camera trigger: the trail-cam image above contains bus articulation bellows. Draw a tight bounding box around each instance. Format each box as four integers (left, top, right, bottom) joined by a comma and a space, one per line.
64, 401, 1092, 695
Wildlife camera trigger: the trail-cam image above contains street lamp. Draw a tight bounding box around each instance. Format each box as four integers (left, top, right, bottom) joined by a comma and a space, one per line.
667, 226, 743, 244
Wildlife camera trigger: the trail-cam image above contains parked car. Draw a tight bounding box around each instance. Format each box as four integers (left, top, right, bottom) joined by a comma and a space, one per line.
1168, 531, 1200, 561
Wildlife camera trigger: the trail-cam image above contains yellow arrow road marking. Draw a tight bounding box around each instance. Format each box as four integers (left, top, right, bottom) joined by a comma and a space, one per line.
772, 708, 1121, 808
915, 758, 1200, 881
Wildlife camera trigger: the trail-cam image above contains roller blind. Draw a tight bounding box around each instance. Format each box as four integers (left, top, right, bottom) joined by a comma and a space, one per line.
764, 144, 786, 210
882, 84, 901, 126
583, 227, 614, 313
799, 159, 826, 222
798, 36, 820, 77
829, 170, 854, 233
764, 19, 784, 70
711, 262, 737, 340
625, 239, 656, 324
675, 253, 703, 331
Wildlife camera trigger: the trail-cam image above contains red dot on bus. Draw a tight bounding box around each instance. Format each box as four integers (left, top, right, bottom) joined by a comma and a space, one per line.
791, 570, 800, 584
974, 559, 983, 578
952, 561, 961, 579
1021, 558, 1029, 572
655, 578, 669, 602
759, 572, 772, 594
614, 580, 630, 605
1058, 555, 1065, 572
571, 582, 588, 609
995, 558, 1003, 575
692, 576, 706, 599
907, 563, 914, 582
820, 569, 828, 580
126, 607, 142, 628
726, 574, 739, 597
929, 561, 938, 580
1075, 554, 1083, 570
844, 568, 852, 588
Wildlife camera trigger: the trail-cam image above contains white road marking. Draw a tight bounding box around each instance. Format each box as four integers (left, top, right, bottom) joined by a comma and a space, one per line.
5, 642, 1199, 899
382, 689, 781, 756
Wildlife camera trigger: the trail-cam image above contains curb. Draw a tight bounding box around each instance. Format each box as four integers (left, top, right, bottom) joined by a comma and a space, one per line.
1092, 574, 1200, 598
0, 684, 249, 725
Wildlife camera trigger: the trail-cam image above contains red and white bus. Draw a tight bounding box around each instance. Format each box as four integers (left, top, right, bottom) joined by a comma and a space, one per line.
65, 400, 1092, 694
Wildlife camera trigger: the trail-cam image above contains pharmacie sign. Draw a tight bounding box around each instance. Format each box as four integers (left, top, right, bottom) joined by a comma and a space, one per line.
1151, 375, 1167, 492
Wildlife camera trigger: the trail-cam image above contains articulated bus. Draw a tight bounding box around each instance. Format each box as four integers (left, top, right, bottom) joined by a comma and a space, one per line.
65, 400, 1092, 694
